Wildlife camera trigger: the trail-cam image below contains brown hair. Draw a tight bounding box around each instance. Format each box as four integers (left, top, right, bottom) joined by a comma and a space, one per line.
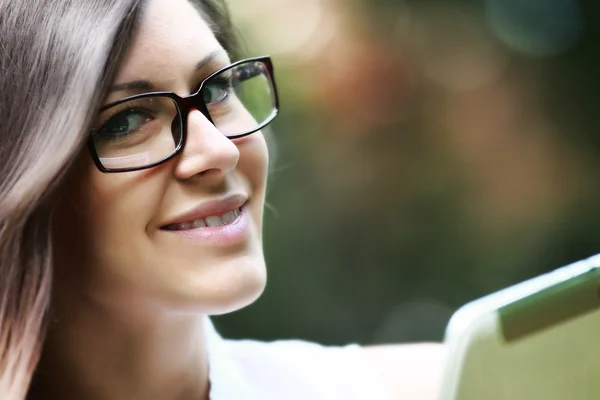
0, 1, 237, 399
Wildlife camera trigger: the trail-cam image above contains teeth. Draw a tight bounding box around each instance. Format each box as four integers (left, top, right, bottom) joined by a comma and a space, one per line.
193, 219, 207, 228
165, 207, 242, 230
205, 216, 224, 227
222, 211, 237, 224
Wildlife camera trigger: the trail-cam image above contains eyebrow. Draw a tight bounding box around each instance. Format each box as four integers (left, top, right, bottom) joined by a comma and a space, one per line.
108, 50, 227, 94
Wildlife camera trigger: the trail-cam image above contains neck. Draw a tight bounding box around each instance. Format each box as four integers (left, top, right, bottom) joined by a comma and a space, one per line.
30, 289, 211, 400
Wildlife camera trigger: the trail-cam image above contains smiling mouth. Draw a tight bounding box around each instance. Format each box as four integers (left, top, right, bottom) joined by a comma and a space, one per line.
161, 207, 242, 231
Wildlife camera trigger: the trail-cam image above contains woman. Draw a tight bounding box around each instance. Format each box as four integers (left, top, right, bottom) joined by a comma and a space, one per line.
0, 0, 444, 399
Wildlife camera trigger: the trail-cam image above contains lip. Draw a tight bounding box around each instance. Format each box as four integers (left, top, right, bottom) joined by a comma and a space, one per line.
161, 204, 250, 245
160, 193, 248, 228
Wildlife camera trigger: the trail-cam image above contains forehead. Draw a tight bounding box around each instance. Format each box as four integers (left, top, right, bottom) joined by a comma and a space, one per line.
114, 0, 228, 89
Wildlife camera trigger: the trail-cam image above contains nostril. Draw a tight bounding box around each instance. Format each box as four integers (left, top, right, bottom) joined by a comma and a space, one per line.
199, 168, 222, 177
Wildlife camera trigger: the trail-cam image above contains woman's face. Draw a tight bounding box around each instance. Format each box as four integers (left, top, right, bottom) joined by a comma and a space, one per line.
54, 0, 268, 314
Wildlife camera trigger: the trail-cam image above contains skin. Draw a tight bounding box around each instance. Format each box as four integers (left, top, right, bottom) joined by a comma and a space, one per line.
30, 0, 445, 399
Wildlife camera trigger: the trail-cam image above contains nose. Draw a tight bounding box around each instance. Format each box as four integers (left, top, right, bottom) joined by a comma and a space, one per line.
173, 109, 240, 180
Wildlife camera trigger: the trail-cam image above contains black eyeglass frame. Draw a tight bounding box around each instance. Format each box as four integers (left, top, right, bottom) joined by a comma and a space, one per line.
88, 55, 279, 173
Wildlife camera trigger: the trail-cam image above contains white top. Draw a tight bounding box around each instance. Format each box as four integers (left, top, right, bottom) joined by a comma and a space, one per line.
205, 318, 391, 399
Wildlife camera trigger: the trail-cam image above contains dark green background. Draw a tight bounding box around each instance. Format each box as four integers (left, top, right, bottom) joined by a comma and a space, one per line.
214, 0, 600, 345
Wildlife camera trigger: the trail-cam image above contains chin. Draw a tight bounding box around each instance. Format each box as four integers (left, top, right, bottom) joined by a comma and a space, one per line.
165, 256, 268, 315
204, 284, 266, 315
204, 270, 267, 315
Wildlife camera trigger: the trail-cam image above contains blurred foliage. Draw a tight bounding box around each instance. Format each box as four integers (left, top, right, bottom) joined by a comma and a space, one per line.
214, 0, 600, 345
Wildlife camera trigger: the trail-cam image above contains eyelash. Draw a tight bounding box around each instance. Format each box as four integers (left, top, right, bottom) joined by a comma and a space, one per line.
96, 102, 153, 126
192, 73, 234, 95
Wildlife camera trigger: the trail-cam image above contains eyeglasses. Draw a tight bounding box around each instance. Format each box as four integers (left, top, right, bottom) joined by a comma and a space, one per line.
88, 56, 279, 173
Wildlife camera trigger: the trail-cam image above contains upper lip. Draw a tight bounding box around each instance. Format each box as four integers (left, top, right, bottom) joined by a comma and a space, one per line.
160, 193, 247, 228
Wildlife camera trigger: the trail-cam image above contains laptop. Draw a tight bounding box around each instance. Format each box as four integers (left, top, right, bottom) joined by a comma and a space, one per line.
438, 253, 600, 400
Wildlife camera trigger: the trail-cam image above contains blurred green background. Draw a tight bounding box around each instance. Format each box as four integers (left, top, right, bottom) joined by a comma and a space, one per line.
214, 0, 600, 345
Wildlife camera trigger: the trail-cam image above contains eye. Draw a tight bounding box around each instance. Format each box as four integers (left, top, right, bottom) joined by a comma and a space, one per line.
97, 108, 154, 139
235, 62, 263, 82
202, 76, 233, 105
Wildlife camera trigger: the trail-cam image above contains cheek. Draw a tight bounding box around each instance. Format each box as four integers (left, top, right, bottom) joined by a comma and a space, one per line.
64, 165, 175, 304
67, 162, 165, 277
236, 132, 269, 192
51, 156, 162, 292
85, 170, 163, 250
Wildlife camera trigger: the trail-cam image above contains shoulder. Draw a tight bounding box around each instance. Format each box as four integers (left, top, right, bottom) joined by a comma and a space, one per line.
362, 343, 447, 400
